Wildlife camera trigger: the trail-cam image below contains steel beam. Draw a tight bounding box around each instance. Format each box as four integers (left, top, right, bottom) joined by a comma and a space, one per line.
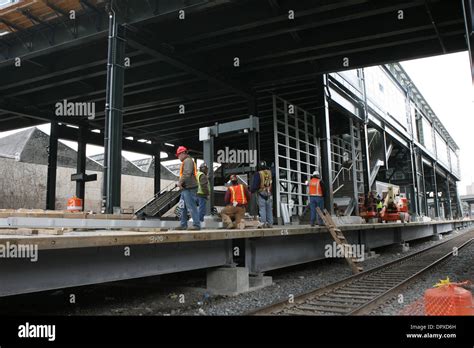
126, 34, 252, 100
0, 0, 216, 68
103, 11, 126, 214
0, 240, 232, 297
46, 121, 58, 210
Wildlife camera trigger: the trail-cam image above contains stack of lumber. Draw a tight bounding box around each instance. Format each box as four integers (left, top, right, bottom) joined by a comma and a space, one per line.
0, 209, 134, 220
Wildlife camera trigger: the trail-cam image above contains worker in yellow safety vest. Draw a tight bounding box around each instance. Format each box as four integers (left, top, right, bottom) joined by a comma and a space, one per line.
221, 174, 251, 229
306, 170, 324, 226
196, 162, 210, 222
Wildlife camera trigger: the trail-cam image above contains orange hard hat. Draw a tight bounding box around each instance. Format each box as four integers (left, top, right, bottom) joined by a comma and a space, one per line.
176, 146, 188, 157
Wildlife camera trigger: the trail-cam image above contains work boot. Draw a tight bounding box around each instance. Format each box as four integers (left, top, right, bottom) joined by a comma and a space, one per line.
175, 226, 187, 230
257, 222, 265, 229
226, 222, 234, 229
265, 223, 273, 228
237, 221, 246, 230
187, 226, 200, 231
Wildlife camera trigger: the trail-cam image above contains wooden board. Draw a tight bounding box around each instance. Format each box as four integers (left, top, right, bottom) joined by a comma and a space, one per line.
0, 228, 70, 236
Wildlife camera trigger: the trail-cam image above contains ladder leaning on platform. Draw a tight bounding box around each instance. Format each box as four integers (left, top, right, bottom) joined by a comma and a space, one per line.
316, 207, 363, 274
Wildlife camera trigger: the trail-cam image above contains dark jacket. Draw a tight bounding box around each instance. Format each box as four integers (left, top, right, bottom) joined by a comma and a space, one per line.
178, 156, 197, 189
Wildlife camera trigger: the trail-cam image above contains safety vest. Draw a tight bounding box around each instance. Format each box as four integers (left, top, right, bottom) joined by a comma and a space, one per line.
179, 157, 197, 178
229, 184, 248, 205
376, 201, 383, 209
309, 178, 323, 196
259, 169, 272, 193
196, 171, 210, 196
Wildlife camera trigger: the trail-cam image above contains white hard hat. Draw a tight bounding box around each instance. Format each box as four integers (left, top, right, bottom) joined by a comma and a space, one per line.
312, 170, 320, 176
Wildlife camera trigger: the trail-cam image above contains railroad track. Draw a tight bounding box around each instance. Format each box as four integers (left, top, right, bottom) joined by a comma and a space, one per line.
249, 228, 474, 316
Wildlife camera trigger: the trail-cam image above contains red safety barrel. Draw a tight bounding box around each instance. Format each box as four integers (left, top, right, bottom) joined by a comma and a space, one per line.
67, 196, 83, 212
424, 279, 473, 316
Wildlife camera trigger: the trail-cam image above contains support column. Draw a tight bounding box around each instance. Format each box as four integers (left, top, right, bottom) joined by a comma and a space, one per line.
103, 10, 126, 214
154, 146, 161, 195
446, 176, 453, 219
409, 143, 419, 216
432, 163, 440, 218
46, 121, 58, 210
76, 125, 87, 205
360, 124, 371, 193
420, 158, 428, 216
203, 137, 214, 213
349, 118, 359, 215
317, 75, 333, 214
248, 100, 260, 217
360, 69, 371, 193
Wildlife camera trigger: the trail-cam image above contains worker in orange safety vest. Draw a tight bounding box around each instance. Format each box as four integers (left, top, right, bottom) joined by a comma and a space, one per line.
306, 170, 324, 226
221, 174, 251, 229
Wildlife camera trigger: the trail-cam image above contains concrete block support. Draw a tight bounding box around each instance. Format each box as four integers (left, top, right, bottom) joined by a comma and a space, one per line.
207, 267, 249, 295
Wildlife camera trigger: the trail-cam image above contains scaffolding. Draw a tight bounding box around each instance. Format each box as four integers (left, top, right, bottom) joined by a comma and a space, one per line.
273, 95, 321, 221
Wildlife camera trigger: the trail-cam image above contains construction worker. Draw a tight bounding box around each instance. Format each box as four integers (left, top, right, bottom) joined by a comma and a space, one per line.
221, 174, 251, 229
196, 162, 210, 222
250, 161, 273, 228
376, 194, 383, 214
306, 170, 324, 226
175, 146, 200, 230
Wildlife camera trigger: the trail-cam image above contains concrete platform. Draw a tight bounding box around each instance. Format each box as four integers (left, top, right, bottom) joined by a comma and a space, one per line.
0, 219, 472, 297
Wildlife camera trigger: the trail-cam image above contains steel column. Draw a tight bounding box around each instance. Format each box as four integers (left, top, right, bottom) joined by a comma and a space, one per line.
350, 118, 360, 215
46, 121, 58, 210
446, 176, 453, 219
76, 125, 87, 204
104, 10, 126, 214
409, 143, 419, 216
248, 99, 260, 217
360, 69, 371, 193
203, 137, 214, 213
318, 75, 333, 214
154, 145, 161, 195
432, 163, 440, 218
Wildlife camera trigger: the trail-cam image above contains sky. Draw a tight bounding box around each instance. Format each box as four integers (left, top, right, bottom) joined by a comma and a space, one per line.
0, 52, 472, 192
400, 52, 473, 194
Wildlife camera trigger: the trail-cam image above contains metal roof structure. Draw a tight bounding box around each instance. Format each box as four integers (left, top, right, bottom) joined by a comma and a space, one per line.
0, 0, 471, 158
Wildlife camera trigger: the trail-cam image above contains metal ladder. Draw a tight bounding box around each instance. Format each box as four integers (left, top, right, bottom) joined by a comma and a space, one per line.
317, 207, 363, 274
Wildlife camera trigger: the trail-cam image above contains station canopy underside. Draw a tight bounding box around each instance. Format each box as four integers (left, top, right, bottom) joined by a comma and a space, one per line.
0, 0, 469, 155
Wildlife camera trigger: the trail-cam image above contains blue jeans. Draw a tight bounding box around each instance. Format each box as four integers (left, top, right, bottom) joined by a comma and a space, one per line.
180, 188, 200, 228
310, 196, 324, 225
258, 194, 273, 225
196, 196, 207, 222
